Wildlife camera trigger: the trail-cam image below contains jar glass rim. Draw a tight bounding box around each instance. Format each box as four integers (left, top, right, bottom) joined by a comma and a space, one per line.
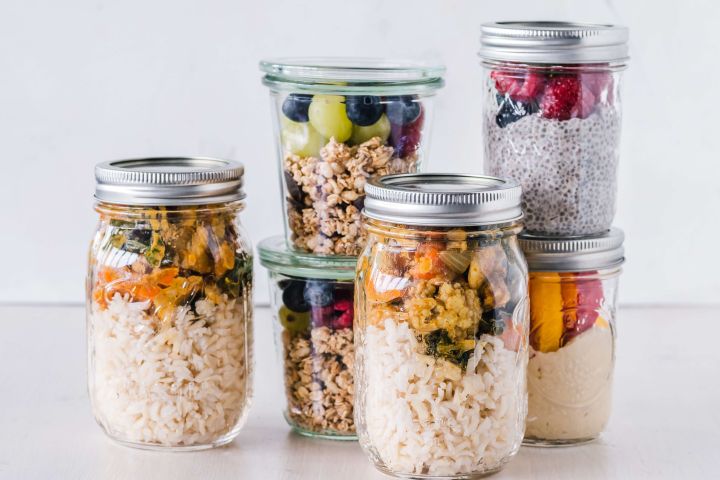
260, 57, 445, 95
258, 236, 357, 281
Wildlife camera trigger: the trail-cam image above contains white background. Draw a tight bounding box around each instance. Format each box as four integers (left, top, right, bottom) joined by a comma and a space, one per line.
0, 0, 718, 306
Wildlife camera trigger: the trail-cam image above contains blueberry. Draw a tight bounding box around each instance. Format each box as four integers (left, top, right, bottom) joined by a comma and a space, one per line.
281, 94, 312, 122
282, 280, 310, 312
345, 95, 384, 126
303, 280, 334, 307
495, 97, 537, 128
385, 95, 421, 125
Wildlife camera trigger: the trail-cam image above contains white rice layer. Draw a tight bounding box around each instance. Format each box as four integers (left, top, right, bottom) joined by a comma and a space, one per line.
89, 294, 252, 447
359, 318, 527, 476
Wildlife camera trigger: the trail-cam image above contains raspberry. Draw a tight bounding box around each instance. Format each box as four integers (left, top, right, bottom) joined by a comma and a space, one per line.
540, 76, 581, 120
515, 72, 546, 101
333, 299, 353, 312
389, 109, 424, 158
333, 310, 353, 329
491, 70, 523, 97
571, 85, 596, 119
492, 70, 545, 102
580, 72, 612, 98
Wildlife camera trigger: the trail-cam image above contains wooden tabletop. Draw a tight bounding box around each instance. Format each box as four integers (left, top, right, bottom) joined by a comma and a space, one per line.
0, 305, 716, 480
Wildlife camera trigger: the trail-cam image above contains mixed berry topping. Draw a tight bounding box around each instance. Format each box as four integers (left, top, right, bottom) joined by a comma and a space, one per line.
491, 67, 612, 126
278, 278, 354, 331
280, 93, 423, 158
389, 108, 424, 158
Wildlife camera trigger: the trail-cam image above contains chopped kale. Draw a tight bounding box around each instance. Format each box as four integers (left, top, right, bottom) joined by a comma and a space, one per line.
478, 309, 506, 337
422, 328, 475, 370
222, 252, 253, 297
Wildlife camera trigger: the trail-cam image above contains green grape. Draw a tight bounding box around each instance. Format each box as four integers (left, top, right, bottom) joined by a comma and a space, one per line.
350, 113, 391, 145
308, 95, 353, 142
281, 117, 327, 157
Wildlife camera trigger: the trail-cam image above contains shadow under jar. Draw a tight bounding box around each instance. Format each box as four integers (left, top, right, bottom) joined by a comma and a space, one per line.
87, 158, 253, 450
355, 174, 530, 478
479, 22, 629, 236
260, 57, 445, 256
520, 230, 624, 446
259, 236, 358, 440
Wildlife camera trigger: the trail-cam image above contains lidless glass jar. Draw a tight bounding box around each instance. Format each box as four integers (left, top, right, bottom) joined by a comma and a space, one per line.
520, 229, 624, 446
479, 22, 629, 236
258, 236, 357, 440
87, 158, 253, 450
356, 174, 529, 478
260, 58, 444, 256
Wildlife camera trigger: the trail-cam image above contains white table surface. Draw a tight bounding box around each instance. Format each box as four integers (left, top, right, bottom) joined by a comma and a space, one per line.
0, 305, 716, 480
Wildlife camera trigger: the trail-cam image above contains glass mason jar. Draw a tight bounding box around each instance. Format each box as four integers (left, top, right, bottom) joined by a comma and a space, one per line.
520, 229, 624, 446
479, 22, 629, 236
259, 236, 357, 440
260, 57, 445, 256
355, 174, 529, 478
87, 158, 253, 450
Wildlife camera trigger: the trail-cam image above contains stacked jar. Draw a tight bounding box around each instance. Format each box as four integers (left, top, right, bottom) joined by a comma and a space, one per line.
479, 22, 629, 446
258, 58, 445, 439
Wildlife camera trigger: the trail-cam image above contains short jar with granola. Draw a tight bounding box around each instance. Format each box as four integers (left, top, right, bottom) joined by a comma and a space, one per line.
520, 230, 624, 446
88, 158, 253, 450
479, 22, 629, 236
355, 174, 529, 478
259, 236, 357, 439
260, 58, 444, 255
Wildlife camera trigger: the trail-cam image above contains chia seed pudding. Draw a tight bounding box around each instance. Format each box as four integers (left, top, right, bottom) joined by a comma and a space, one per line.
478, 22, 629, 237
484, 103, 621, 236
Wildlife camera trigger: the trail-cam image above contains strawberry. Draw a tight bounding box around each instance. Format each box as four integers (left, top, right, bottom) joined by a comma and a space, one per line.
540, 75, 581, 120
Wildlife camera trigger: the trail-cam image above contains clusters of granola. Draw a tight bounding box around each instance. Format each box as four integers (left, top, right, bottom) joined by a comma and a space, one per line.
285, 137, 417, 255
282, 326, 355, 436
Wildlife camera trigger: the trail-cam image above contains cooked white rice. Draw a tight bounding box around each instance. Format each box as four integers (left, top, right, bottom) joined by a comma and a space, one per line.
358, 318, 527, 476
89, 293, 252, 447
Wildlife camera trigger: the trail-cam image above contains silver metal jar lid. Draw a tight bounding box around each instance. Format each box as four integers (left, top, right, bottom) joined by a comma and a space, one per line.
520, 228, 625, 272
364, 173, 523, 227
479, 21, 629, 65
95, 157, 245, 206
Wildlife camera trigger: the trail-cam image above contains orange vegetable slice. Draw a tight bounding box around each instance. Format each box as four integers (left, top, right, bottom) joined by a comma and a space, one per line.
529, 272, 565, 353
364, 270, 406, 303
409, 243, 444, 280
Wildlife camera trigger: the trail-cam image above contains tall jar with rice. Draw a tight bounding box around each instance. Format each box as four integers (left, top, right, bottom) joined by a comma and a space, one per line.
259, 57, 444, 255
87, 158, 253, 450
354, 174, 529, 478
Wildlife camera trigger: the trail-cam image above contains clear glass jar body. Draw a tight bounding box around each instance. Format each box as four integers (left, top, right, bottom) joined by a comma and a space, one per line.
525, 268, 620, 446
267, 272, 356, 439
86, 201, 253, 450
267, 89, 437, 256
482, 61, 624, 236
355, 220, 529, 478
